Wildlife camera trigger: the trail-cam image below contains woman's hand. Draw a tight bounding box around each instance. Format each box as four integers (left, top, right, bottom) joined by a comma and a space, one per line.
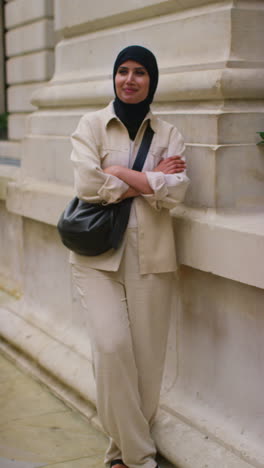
153, 156, 186, 174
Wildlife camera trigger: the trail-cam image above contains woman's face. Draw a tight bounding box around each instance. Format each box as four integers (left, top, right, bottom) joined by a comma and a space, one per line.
115, 60, 150, 104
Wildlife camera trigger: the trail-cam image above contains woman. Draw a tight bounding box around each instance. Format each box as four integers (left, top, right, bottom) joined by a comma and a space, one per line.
70, 46, 189, 468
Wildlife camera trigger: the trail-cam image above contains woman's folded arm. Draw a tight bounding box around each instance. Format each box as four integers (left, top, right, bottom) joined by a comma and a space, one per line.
142, 127, 190, 210
71, 115, 129, 204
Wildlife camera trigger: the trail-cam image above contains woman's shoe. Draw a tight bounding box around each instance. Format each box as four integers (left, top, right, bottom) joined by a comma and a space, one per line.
110, 460, 126, 468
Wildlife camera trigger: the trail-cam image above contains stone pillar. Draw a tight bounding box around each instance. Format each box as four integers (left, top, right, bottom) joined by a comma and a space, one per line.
0, 1, 5, 115
0, 0, 55, 300
1, 1, 264, 467
5, 0, 54, 141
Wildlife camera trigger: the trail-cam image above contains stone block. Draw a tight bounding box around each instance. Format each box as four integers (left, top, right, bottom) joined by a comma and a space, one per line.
0, 201, 23, 296
22, 135, 73, 185
7, 179, 73, 226
7, 51, 54, 84
21, 219, 75, 332
27, 103, 264, 145
0, 165, 19, 200
54, 0, 218, 34
160, 266, 264, 466
27, 102, 264, 147
8, 83, 46, 112
185, 144, 216, 208
217, 108, 264, 145
0, 140, 21, 159
216, 144, 264, 209
5, 0, 53, 30
0, 212, 94, 368
6, 19, 54, 57
231, 8, 264, 63
172, 206, 264, 289
185, 144, 264, 210
157, 104, 264, 145
53, 7, 230, 81
8, 113, 28, 140
27, 110, 84, 137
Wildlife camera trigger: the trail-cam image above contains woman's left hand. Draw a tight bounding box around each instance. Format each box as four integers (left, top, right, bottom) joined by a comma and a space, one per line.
153, 156, 186, 174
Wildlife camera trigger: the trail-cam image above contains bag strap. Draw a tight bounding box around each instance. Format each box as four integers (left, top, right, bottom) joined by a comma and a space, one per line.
132, 121, 154, 172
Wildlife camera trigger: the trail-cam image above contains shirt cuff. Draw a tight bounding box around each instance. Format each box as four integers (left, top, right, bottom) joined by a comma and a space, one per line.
141, 193, 162, 210
97, 174, 129, 204
145, 171, 169, 200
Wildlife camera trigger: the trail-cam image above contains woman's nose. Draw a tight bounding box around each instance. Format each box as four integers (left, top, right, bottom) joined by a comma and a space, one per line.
125, 71, 134, 82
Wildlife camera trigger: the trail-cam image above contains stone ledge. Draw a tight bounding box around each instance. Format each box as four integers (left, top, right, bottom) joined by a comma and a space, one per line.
6, 178, 264, 289
7, 179, 73, 225
0, 301, 96, 406
173, 206, 264, 289
31, 68, 264, 109
0, 337, 98, 432
26, 106, 264, 145
154, 408, 255, 468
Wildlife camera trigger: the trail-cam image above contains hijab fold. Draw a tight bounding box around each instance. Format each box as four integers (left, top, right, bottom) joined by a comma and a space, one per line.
113, 45, 158, 140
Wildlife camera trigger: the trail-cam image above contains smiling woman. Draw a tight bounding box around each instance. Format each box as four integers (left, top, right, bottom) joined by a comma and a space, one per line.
69, 45, 190, 468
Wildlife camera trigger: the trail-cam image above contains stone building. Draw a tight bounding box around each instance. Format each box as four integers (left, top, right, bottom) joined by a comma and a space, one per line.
0, 1, 264, 467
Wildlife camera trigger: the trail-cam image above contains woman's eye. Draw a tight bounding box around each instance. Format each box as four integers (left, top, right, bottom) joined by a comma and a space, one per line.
136, 71, 145, 76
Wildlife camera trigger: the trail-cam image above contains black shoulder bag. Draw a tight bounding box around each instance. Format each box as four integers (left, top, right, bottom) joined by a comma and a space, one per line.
57, 122, 154, 256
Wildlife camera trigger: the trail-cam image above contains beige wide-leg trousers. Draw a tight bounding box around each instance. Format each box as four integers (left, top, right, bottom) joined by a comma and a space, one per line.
72, 229, 174, 468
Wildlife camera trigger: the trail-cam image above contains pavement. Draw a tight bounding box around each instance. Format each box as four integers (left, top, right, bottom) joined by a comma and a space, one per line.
0, 350, 174, 468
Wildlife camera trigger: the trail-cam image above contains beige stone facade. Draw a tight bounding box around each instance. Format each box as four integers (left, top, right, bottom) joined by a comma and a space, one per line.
0, 1, 264, 467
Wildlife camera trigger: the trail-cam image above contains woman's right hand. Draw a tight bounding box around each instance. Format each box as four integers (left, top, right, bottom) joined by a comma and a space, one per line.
153, 156, 186, 174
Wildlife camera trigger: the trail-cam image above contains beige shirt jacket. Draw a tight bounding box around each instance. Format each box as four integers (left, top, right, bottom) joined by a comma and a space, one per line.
69, 102, 190, 275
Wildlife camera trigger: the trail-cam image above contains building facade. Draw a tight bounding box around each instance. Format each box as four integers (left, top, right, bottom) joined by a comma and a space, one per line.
0, 1, 264, 467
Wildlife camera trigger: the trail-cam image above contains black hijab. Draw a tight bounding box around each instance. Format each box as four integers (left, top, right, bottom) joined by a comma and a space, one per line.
113, 45, 159, 140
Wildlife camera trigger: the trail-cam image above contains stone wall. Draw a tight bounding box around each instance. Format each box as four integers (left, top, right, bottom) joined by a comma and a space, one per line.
0, 1, 264, 467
